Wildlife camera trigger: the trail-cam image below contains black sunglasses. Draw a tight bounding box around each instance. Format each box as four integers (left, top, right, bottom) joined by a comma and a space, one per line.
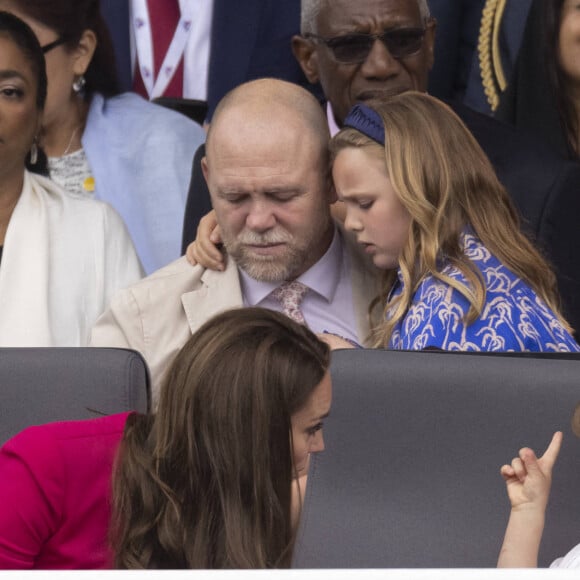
41, 37, 67, 54
305, 27, 426, 64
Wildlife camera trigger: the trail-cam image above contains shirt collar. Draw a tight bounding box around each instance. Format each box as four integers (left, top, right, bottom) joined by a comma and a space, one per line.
326, 102, 341, 137
239, 226, 344, 305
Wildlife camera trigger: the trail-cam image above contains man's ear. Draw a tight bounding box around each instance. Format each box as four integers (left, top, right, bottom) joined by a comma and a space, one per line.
425, 18, 437, 72
72, 29, 97, 76
201, 156, 210, 185
291, 35, 320, 84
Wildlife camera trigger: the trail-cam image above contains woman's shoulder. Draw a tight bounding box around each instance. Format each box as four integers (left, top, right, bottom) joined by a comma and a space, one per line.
28, 171, 128, 227
4, 412, 132, 449
44, 412, 133, 439
1, 412, 132, 473
88, 92, 205, 140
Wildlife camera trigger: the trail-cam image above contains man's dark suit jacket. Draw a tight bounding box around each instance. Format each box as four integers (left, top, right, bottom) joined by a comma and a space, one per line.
463, 0, 534, 114
183, 102, 580, 337
428, 0, 485, 101
100, 0, 312, 118
100, 0, 132, 92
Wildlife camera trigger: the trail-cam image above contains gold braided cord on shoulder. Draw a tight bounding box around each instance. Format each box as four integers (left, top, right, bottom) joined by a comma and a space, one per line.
492, 0, 508, 91
478, 0, 508, 111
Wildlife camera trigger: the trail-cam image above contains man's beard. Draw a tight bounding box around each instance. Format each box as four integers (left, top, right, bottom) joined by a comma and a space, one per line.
223, 229, 310, 282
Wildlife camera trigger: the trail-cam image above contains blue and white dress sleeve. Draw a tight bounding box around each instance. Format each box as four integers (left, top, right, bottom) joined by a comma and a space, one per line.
388, 234, 580, 352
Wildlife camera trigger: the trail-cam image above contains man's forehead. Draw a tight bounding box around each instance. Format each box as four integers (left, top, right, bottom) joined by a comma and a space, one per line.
207, 129, 322, 177
208, 109, 325, 163
317, 0, 423, 34
211, 129, 305, 159
211, 105, 307, 142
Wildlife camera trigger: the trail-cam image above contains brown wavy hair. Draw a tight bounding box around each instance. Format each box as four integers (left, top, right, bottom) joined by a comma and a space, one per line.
330, 92, 570, 346
112, 307, 330, 569
545, 0, 579, 157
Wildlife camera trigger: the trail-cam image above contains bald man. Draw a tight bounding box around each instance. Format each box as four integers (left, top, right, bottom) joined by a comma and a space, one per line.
91, 79, 380, 402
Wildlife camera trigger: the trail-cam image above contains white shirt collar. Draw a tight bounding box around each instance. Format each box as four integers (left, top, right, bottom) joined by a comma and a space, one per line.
326, 102, 341, 137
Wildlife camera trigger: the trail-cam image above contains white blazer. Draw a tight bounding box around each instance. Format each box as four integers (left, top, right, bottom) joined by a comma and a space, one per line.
0, 171, 143, 346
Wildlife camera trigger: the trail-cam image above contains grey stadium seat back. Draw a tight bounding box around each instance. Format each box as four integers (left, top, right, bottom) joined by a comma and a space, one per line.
0, 347, 150, 445
293, 349, 580, 568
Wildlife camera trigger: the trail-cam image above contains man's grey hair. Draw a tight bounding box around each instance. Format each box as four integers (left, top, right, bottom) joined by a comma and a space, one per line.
300, 0, 431, 35
300, 0, 323, 35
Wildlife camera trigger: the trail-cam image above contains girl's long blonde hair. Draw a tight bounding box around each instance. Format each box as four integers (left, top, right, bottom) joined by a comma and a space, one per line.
331, 92, 570, 346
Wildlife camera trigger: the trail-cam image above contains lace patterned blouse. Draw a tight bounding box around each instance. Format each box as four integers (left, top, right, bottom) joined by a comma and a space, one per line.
388, 233, 580, 352
47, 149, 94, 198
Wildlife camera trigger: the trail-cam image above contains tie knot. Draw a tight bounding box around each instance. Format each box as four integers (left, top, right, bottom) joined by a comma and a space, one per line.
271, 281, 309, 325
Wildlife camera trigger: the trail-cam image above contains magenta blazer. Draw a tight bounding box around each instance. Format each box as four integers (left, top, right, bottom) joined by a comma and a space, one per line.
0, 412, 131, 569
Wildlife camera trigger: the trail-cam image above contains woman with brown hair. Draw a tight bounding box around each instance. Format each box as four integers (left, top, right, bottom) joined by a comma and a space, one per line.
330, 91, 579, 351
0, 10, 141, 346
497, 0, 580, 160
0, 0, 205, 274
0, 307, 331, 568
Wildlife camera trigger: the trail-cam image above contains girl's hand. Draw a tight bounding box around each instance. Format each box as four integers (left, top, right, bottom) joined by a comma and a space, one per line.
185, 210, 225, 271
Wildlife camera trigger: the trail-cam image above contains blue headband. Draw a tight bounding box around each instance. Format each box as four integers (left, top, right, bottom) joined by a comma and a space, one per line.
343, 103, 385, 145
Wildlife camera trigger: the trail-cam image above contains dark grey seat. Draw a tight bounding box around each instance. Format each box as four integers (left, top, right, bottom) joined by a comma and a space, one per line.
0, 348, 150, 445
293, 349, 580, 568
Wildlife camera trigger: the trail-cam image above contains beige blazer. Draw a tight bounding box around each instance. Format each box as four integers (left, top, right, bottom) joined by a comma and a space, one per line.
90, 226, 381, 404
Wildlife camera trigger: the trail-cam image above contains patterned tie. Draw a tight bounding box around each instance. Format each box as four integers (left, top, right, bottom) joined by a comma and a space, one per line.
271, 281, 309, 325
133, 0, 184, 98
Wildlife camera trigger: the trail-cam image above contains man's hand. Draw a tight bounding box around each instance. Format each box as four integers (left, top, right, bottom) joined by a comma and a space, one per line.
317, 332, 359, 350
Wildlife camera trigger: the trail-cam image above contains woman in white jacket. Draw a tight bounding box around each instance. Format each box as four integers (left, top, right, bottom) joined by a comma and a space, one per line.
0, 0, 206, 274
0, 11, 142, 346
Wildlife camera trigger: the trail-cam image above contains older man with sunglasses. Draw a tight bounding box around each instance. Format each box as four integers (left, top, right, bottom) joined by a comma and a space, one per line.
290, 0, 580, 338
292, 0, 435, 131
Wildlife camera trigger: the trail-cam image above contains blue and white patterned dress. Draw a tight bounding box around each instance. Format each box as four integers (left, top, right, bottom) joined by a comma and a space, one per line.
388, 234, 580, 352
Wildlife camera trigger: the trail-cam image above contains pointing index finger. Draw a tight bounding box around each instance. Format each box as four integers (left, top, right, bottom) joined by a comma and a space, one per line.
540, 431, 563, 471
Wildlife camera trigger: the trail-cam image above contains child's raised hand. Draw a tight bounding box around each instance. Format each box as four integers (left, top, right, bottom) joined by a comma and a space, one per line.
500, 431, 562, 512
185, 210, 225, 271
